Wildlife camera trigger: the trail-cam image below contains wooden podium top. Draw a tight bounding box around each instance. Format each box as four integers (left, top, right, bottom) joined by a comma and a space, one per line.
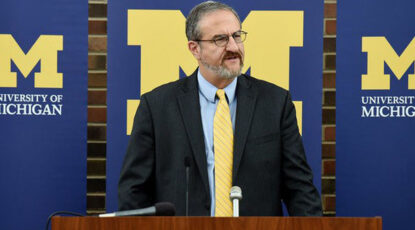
52, 216, 382, 230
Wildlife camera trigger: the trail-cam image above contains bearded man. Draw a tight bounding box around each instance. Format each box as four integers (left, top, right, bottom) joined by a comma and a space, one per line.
118, 1, 322, 216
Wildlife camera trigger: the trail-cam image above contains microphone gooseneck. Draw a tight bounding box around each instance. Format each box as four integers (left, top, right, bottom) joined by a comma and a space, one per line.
184, 156, 191, 216
98, 202, 175, 217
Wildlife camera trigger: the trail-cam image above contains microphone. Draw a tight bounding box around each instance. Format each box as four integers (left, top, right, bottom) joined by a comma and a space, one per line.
230, 186, 242, 217
99, 202, 175, 217
184, 156, 191, 216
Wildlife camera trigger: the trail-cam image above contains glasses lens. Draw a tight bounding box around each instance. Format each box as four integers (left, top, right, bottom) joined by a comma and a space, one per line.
214, 35, 229, 47
233, 32, 243, 43
234, 31, 247, 43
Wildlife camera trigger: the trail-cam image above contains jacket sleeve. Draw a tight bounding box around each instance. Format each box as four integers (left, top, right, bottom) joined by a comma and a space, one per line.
280, 92, 322, 216
118, 94, 156, 210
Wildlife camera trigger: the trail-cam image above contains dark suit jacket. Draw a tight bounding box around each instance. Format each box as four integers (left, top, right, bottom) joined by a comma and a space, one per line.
118, 70, 322, 216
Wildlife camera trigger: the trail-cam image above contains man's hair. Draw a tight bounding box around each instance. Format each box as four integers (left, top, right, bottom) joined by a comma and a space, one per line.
186, 1, 241, 41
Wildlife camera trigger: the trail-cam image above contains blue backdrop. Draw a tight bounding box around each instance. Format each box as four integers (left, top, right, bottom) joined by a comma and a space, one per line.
107, 0, 323, 212
337, 0, 415, 229
0, 0, 87, 229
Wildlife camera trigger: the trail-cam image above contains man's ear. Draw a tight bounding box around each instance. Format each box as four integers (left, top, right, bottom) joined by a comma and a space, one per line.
188, 41, 200, 60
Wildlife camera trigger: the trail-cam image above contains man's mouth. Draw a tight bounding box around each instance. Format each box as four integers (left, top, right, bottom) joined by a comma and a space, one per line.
224, 55, 239, 60
223, 53, 241, 63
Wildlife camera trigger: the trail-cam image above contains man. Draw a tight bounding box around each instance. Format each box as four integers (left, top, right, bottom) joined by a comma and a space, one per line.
118, 1, 322, 216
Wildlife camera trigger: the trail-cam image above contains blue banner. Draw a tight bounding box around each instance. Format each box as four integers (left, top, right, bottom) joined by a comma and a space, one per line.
337, 0, 415, 229
0, 1, 87, 229
107, 0, 323, 212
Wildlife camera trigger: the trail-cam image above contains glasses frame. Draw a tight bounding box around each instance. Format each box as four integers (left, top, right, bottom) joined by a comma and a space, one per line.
194, 30, 248, 47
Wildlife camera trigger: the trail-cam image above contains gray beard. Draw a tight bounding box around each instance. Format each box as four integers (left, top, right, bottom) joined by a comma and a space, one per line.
201, 59, 243, 80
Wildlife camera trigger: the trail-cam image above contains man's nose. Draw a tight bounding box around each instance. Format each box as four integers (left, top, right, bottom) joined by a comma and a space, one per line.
225, 36, 239, 52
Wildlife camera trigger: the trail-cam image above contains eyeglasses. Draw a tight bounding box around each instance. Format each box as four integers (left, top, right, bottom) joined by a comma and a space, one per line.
194, 31, 248, 47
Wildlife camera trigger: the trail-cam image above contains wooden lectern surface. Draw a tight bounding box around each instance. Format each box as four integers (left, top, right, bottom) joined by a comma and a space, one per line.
52, 216, 382, 230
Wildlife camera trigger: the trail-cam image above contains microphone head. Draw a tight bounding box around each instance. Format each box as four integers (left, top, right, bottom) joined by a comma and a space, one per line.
155, 202, 176, 216
230, 186, 242, 200
184, 156, 191, 167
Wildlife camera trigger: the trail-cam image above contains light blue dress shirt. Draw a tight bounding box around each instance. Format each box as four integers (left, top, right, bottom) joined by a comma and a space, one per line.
197, 70, 237, 216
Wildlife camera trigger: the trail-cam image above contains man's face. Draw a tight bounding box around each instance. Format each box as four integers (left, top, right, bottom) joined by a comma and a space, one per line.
193, 10, 245, 80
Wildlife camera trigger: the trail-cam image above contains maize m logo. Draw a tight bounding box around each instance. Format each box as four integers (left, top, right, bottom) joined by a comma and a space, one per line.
0, 34, 63, 88
362, 36, 415, 90
361, 37, 415, 118
125, 10, 305, 135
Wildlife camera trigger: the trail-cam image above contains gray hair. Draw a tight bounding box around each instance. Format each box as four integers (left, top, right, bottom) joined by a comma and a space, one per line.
186, 1, 241, 41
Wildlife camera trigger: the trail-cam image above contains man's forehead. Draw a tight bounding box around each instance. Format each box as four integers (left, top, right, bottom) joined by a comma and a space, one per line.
198, 10, 241, 36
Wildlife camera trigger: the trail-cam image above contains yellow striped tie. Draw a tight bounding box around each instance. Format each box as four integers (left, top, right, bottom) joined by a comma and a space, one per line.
214, 89, 233, 217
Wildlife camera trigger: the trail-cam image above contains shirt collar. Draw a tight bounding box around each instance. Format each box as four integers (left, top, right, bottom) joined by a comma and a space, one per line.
197, 70, 238, 103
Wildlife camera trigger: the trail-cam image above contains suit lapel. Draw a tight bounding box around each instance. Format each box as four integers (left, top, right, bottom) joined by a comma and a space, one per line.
177, 73, 210, 198
233, 75, 257, 182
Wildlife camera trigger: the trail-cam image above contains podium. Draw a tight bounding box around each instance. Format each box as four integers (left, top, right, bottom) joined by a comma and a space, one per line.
52, 216, 382, 230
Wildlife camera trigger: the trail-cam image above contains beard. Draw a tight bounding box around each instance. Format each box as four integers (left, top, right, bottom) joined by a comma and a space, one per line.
200, 52, 244, 80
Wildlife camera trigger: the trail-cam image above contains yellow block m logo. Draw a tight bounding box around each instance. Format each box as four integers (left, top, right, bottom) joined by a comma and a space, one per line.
0, 34, 63, 88
362, 36, 415, 90
126, 10, 304, 135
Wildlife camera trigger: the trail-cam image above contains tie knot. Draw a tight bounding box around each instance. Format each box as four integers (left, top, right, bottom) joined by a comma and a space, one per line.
216, 89, 226, 101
